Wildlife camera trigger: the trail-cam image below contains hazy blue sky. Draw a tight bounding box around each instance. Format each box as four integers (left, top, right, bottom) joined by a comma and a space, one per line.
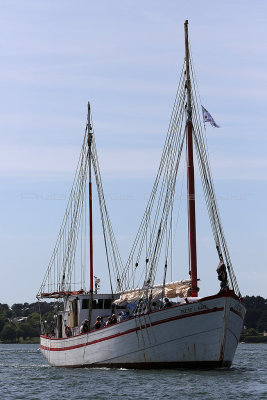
0, 0, 266, 305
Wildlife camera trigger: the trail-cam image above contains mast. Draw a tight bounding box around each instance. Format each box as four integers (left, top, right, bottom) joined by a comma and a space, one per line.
87, 102, 94, 326
184, 20, 198, 297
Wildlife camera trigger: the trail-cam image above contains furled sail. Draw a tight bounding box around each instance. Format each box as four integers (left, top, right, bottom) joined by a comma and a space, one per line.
113, 280, 192, 305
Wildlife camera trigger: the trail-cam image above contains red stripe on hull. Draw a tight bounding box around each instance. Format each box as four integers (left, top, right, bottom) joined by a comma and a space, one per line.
230, 307, 243, 319
41, 307, 224, 352
40, 290, 242, 342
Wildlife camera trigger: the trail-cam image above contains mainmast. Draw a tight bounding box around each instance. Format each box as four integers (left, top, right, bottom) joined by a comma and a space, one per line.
184, 20, 198, 297
87, 102, 94, 325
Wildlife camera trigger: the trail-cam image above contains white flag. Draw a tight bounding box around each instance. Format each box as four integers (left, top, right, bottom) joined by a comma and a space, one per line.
201, 106, 220, 128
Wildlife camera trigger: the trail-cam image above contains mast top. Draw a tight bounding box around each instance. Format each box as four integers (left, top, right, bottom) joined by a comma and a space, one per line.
87, 101, 93, 146
184, 20, 192, 123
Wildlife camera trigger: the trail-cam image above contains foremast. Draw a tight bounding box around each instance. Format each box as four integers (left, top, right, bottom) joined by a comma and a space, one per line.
87, 102, 94, 327
37, 102, 124, 306
184, 20, 198, 297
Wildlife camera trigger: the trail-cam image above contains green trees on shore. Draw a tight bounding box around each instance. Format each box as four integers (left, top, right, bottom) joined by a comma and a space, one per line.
241, 296, 267, 342
242, 296, 267, 332
0, 296, 266, 343
0, 302, 54, 343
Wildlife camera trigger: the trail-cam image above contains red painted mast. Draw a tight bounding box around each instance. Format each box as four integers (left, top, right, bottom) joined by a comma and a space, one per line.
87, 102, 94, 326
87, 102, 94, 293
184, 20, 198, 297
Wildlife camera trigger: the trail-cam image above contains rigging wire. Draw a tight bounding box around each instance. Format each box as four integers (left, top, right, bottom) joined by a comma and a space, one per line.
38, 113, 124, 298
38, 38, 242, 304
189, 41, 241, 296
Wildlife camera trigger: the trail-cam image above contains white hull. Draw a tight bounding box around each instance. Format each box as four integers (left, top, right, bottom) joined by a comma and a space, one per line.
40, 292, 245, 368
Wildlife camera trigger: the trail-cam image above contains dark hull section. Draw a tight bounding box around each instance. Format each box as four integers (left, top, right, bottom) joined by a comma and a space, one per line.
64, 360, 232, 369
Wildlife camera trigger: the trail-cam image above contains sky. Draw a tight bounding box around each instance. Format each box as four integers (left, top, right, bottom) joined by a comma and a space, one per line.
0, 0, 267, 306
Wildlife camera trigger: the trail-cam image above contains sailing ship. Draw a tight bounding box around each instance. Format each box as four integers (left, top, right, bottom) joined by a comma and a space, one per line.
37, 21, 246, 368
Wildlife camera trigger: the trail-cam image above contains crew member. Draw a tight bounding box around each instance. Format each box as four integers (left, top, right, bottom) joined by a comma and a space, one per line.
94, 316, 101, 330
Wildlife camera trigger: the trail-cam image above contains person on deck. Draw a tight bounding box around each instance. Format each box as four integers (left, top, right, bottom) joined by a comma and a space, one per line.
163, 298, 172, 308
79, 321, 84, 334
80, 319, 89, 333
65, 325, 72, 337
110, 314, 117, 325
106, 316, 112, 326
94, 316, 102, 330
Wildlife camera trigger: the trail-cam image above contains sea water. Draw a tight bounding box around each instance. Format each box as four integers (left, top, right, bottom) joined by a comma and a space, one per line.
0, 343, 266, 400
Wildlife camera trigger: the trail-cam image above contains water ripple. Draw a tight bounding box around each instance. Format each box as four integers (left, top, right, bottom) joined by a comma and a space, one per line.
0, 343, 266, 400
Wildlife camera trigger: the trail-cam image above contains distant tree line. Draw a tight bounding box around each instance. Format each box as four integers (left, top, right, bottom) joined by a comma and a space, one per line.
241, 296, 267, 342
0, 296, 266, 343
0, 302, 54, 343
